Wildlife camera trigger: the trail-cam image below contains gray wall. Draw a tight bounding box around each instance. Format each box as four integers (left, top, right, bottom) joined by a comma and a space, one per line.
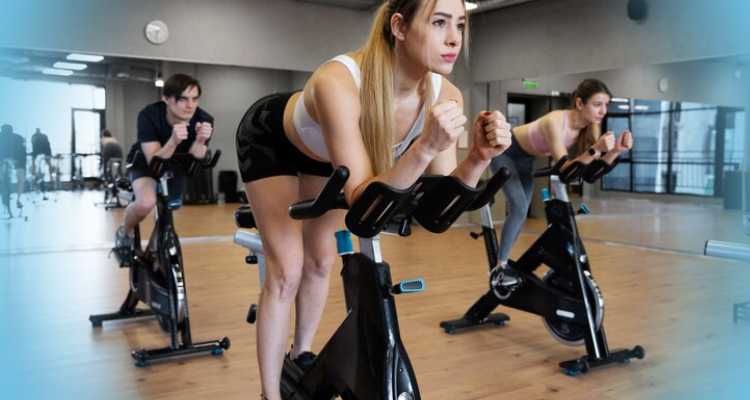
101, 63, 294, 194
478, 57, 750, 221
471, 0, 750, 83
193, 64, 293, 183
490, 59, 750, 111
2, 0, 372, 194
2, 0, 371, 73
4, 0, 749, 211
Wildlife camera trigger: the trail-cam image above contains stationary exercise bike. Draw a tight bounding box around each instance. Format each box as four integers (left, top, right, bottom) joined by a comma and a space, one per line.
440, 156, 644, 375
0, 157, 27, 222
89, 151, 230, 367
234, 165, 510, 399
29, 153, 57, 204
100, 158, 129, 209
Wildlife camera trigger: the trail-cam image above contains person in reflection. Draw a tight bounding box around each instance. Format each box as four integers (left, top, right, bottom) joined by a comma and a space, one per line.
99, 129, 123, 180
30, 127, 55, 183
489, 78, 634, 281
0, 124, 27, 209
235, 0, 512, 398
112, 74, 214, 265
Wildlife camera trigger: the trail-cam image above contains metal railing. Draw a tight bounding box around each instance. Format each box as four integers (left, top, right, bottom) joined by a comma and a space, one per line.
602, 150, 743, 196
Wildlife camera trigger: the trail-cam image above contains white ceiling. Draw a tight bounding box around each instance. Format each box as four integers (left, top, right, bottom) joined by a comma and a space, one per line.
292, 0, 546, 13
0, 0, 548, 83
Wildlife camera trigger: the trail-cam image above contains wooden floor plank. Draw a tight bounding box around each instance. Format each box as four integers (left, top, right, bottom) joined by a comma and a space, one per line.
1, 191, 749, 399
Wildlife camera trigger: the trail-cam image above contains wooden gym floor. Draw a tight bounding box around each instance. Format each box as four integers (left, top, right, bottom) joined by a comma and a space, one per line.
1, 190, 748, 399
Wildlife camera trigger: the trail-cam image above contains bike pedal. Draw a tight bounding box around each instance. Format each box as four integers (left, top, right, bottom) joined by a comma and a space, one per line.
391, 279, 425, 295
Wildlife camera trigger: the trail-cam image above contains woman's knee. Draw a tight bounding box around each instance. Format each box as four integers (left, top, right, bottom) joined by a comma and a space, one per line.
263, 258, 305, 301
303, 252, 336, 279
264, 273, 303, 302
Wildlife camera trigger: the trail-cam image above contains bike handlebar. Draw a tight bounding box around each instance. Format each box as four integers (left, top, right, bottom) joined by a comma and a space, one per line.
533, 155, 618, 184
288, 167, 350, 220
287, 164, 511, 237
466, 166, 512, 211
148, 150, 221, 178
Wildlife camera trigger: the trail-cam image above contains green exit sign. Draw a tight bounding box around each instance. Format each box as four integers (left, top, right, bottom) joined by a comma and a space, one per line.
523, 80, 538, 89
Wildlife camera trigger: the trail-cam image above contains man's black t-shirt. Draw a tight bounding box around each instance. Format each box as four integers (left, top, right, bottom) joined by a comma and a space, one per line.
0, 132, 26, 166
126, 102, 214, 164
31, 132, 52, 157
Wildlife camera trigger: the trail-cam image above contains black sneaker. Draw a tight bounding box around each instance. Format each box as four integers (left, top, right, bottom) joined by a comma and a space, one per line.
288, 351, 316, 372
113, 226, 133, 266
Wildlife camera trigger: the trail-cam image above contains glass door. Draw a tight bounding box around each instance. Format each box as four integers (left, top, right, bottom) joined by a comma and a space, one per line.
71, 108, 105, 188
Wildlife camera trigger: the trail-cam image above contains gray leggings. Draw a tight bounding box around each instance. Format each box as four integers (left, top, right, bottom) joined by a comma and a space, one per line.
489, 137, 536, 261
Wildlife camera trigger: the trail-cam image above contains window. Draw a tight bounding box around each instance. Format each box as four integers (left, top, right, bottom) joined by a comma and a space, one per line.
602, 98, 744, 197
0, 77, 106, 182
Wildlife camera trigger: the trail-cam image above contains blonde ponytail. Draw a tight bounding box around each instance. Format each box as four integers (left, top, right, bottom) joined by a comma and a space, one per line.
360, 3, 396, 175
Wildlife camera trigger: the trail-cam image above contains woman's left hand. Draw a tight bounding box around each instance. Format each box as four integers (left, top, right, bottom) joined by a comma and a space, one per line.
613, 130, 633, 152
473, 110, 511, 160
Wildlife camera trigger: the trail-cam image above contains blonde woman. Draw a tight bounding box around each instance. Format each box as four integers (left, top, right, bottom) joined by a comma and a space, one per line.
235, 0, 512, 398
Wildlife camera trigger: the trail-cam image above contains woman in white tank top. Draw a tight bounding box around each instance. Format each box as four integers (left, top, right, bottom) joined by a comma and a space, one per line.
235, 2, 512, 398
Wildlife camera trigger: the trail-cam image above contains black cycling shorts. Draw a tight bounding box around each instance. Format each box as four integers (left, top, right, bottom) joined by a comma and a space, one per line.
127, 151, 186, 201
236, 92, 333, 183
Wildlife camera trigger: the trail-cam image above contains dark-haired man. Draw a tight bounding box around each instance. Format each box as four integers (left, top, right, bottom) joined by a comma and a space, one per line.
0, 124, 26, 210
113, 73, 214, 265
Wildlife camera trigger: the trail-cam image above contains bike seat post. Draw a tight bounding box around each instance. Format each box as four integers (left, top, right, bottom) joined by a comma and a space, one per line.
335, 230, 354, 264
359, 235, 383, 263
550, 175, 568, 202
159, 172, 172, 198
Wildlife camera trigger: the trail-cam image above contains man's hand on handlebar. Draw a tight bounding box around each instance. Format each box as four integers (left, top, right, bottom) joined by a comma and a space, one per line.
169, 123, 189, 147
195, 122, 213, 145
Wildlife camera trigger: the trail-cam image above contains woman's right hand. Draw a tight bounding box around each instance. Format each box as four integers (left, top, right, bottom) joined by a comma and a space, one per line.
593, 131, 615, 152
418, 100, 468, 158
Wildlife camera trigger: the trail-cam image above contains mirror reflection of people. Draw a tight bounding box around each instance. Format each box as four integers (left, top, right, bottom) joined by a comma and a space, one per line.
0, 124, 27, 209
235, 1, 511, 398
489, 78, 634, 277
100, 129, 124, 179
31, 127, 55, 183
112, 74, 214, 265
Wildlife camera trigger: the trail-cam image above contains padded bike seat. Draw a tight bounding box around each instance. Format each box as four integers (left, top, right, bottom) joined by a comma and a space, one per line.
116, 178, 132, 191
235, 205, 256, 229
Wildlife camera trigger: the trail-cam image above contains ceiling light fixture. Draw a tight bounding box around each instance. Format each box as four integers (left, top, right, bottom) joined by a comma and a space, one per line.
66, 53, 104, 62
42, 68, 74, 76
53, 61, 87, 70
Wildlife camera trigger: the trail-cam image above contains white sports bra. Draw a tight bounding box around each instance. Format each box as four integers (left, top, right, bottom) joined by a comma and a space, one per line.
293, 54, 443, 161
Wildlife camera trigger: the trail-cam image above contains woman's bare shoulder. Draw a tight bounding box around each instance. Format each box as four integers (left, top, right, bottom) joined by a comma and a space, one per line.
308, 52, 362, 96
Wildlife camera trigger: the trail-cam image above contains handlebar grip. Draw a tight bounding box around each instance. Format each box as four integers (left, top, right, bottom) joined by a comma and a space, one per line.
206, 149, 221, 169
466, 166, 511, 211
289, 167, 350, 220
705, 240, 750, 262
533, 156, 568, 178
